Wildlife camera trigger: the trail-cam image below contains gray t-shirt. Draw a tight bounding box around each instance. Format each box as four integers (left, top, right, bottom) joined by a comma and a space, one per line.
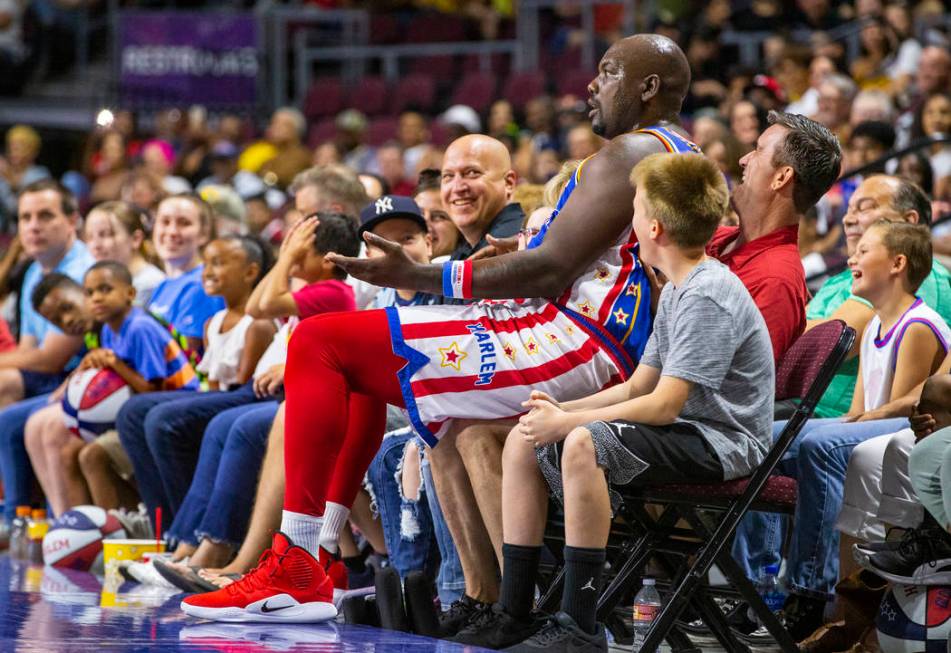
641, 258, 774, 479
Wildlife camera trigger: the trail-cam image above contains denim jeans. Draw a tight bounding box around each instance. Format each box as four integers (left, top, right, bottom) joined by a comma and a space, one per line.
732, 416, 908, 599
116, 383, 261, 527
0, 395, 50, 520
168, 401, 279, 546
366, 428, 465, 606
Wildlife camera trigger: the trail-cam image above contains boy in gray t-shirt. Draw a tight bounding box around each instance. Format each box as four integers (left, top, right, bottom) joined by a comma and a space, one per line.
465, 153, 775, 652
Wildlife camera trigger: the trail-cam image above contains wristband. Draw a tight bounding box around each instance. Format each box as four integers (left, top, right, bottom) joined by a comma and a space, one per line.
441, 260, 472, 299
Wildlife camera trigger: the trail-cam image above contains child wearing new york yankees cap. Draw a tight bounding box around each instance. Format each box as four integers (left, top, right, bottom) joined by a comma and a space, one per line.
360, 195, 442, 309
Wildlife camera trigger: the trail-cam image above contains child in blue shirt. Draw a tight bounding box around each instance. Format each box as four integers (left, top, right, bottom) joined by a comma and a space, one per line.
24, 261, 199, 516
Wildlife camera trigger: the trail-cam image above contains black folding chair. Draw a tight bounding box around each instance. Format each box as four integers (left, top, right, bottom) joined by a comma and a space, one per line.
601, 320, 855, 651
539, 320, 854, 652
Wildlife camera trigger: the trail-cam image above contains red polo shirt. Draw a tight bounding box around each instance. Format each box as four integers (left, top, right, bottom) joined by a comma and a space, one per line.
706, 225, 807, 363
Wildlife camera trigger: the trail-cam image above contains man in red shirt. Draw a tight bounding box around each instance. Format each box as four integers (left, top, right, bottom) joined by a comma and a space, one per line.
707, 112, 841, 363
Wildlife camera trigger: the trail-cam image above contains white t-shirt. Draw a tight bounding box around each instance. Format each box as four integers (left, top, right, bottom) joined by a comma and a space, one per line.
860, 298, 951, 411
196, 310, 253, 389
133, 263, 166, 307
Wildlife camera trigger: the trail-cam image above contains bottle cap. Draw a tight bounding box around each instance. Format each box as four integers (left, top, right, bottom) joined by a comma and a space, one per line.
30, 509, 46, 520
643, 578, 656, 586
15, 506, 31, 517
764, 564, 780, 574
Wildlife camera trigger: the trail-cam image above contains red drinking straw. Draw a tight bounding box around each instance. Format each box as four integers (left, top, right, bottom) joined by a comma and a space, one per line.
155, 507, 162, 551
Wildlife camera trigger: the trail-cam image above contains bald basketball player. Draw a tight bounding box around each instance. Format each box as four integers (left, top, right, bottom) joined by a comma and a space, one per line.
182, 33, 698, 625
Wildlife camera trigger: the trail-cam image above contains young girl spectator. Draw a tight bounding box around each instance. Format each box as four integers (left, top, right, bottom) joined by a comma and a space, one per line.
83, 201, 165, 306
736, 220, 951, 641
915, 92, 951, 200
24, 262, 199, 515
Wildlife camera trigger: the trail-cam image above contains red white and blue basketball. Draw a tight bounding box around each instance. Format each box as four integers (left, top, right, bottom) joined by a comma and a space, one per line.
42, 506, 126, 572
61, 368, 131, 443
877, 584, 951, 652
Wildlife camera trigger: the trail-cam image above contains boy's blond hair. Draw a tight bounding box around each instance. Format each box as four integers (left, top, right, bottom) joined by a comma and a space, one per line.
869, 219, 933, 292
629, 153, 729, 249
543, 160, 580, 207
512, 184, 545, 216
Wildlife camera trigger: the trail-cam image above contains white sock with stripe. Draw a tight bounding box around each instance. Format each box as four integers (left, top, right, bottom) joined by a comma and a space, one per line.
280, 510, 323, 558
317, 502, 350, 555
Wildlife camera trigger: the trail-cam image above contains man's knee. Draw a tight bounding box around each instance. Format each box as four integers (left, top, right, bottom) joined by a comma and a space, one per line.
883, 430, 914, 469
78, 442, 108, 475
457, 425, 498, 463
562, 427, 597, 475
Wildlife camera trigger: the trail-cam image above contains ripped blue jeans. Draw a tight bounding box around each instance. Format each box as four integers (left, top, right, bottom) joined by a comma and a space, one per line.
366, 427, 464, 605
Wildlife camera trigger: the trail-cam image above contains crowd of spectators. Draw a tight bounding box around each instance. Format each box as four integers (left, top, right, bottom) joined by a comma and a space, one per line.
0, 1, 949, 651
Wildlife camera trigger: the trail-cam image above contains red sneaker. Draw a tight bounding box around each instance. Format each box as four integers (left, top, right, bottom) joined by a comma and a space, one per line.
180, 532, 336, 623
318, 546, 349, 591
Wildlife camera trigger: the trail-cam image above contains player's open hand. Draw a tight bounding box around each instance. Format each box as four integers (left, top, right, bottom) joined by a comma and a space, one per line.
469, 234, 519, 261
326, 232, 418, 288
518, 398, 573, 447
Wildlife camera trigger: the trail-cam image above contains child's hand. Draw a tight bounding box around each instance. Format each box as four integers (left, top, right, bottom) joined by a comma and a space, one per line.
48, 379, 68, 403
522, 390, 560, 409
79, 349, 117, 371
253, 364, 285, 397
911, 403, 937, 442
280, 216, 319, 264
518, 399, 574, 447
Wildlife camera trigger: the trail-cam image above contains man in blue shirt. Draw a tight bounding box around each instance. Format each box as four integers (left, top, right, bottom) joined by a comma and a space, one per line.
0, 180, 94, 523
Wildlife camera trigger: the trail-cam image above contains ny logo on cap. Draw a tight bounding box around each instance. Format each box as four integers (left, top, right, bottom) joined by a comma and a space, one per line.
375, 197, 394, 215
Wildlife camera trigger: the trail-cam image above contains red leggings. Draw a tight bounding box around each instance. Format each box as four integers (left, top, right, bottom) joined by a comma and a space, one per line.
284, 309, 406, 516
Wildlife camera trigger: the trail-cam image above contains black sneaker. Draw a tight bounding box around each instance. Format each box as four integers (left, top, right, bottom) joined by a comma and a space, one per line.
781, 594, 827, 643
438, 594, 490, 637
449, 603, 544, 649
503, 612, 607, 652
864, 525, 951, 585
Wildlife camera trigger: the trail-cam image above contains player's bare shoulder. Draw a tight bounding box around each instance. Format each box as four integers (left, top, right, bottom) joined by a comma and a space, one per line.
584, 130, 670, 178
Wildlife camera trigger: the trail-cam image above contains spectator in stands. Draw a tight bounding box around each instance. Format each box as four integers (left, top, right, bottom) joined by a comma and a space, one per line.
0, 126, 50, 227
196, 141, 266, 202
25, 261, 200, 516
913, 92, 951, 200
398, 111, 432, 178
200, 185, 248, 237
258, 108, 313, 190
850, 16, 901, 90
83, 201, 165, 306
455, 152, 773, 651
850, 89, 897, 127
413, 168, 459, 261
359, 173, 389, 201
141, 139, 190, 195
88, 131, 131, 205
729, 99, 767, 151
487, 100, 519, 142
336, 109, 375, 174
439, 105, 482, 143
846, 120, 896, 175
376, 142, 415, 197
440, 134, 523, 266
896, 151, 934, 197
816, 73, 859, 143
756, 221, 948, 642
565, 123, 601, 161
894, 46, 950, 148
120, 170, 165, 220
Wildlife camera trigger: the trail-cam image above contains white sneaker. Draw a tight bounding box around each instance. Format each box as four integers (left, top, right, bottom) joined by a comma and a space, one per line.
127, 555, 180, 590
109, 504, 154, 540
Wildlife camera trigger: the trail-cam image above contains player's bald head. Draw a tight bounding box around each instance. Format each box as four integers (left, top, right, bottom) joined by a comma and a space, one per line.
588, 34, 689, 137
921, 374, 951, 413
444, 134, 512, 174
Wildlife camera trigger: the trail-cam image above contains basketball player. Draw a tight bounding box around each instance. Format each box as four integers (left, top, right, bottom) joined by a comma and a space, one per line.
181, 33, 698, 623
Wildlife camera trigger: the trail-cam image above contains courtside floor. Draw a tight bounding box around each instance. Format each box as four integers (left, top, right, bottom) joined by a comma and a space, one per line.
0, 554, 780, 652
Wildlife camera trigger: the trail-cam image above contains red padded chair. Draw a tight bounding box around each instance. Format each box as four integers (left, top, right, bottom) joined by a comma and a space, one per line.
348, 76, 388, 117
557, 68, 594, 99
392, 74, 436, 115
451, 72, 497, 114
303, 78, 344, 121
502, 71, 547, 111
367, 116, 398, 146
307, 118, 337, 149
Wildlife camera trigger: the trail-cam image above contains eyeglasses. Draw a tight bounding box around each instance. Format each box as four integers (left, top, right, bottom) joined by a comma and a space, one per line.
519, 227, 540, 239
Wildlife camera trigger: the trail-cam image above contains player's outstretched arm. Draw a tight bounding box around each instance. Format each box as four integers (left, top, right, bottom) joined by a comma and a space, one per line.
328, 134, 664, 299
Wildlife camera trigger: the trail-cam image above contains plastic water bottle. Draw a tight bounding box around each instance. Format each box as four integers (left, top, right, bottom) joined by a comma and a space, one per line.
9, 506, 31, 559
631, 578, 662, 650
27, 509, 49, 565
748, 564, 786, 625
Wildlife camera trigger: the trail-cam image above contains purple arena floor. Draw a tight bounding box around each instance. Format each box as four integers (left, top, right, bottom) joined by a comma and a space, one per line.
0, 555, 492, 652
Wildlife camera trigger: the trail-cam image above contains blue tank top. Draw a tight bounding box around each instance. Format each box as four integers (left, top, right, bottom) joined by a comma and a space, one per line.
527, 125, 701, 367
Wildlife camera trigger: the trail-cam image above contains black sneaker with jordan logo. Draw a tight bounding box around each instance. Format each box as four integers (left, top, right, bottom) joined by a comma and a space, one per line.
449, 603, 545, 648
